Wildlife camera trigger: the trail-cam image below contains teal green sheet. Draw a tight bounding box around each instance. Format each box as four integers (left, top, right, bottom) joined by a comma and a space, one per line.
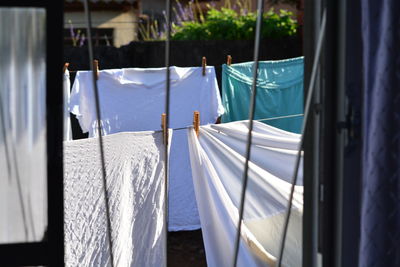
221, 57, 304, 133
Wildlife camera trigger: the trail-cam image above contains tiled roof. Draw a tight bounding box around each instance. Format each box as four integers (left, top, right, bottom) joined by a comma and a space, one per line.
65, 0, 137, 3
64, 0, 139, 11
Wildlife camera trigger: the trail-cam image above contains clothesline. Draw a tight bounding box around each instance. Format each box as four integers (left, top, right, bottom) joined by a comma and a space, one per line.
65, 58, 287, 73
153, 113, 304, 133
67, 51, 305, 266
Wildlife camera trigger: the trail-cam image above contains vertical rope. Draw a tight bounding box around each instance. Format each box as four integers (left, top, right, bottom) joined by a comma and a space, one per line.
82, 1, 115, 266
164, 0, 172, 266
232, 0, 264, 266
275, 10, 326, 267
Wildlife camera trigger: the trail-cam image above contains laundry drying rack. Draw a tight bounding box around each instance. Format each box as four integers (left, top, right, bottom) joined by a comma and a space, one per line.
0, 0, 325, 266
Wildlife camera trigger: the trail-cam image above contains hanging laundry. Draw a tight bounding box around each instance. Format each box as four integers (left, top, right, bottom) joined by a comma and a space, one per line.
63, 68, 72, 141
187, 121, 303, 267
221, 57, 304, 133
69, 66, 224, 231
64, 130, 172, 267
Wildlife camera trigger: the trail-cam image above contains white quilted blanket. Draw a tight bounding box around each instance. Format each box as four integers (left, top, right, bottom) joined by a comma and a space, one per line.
64, 131, 171, 267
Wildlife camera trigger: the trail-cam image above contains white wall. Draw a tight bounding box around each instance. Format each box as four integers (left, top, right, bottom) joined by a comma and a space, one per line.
65, 9, 139, 47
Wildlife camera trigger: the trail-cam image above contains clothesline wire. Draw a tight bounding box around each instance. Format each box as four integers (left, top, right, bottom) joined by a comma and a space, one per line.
152, 113, 304, 133
66, 60, 292, 72
163, 0, 172, 265
232, 0, 265, 265
275, 9, 327, 267
256, 113, 303, 122
65, 64, 215, 73
83, 1, 115, 266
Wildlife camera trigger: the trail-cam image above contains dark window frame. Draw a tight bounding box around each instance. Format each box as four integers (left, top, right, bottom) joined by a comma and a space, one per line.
0, 1, 64, 266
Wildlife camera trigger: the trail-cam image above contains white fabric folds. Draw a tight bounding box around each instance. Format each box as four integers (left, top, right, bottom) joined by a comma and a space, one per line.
63, 69, 72, 141
187, 121, 303, 267
69, 66, 224, 231
64, 130, 171, 267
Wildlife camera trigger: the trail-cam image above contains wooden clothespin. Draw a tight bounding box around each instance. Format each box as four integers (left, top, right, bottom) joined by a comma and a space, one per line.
193, 111, 200, 137
227, 55, 232, 66
161, 113, 167, 144
202, 56, 207, 76
63, 62, 70, 73
93, 59, 99, 80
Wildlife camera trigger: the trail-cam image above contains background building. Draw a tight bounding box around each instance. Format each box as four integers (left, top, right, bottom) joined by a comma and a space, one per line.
64, 0, 140, 47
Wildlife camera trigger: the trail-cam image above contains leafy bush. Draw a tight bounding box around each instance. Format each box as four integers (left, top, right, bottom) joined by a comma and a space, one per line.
171, 8, 297, 41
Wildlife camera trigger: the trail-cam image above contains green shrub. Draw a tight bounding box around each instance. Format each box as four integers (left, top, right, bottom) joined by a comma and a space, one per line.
171, 8, 297, 41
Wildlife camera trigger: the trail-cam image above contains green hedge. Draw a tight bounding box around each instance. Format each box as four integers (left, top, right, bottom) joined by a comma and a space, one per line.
171, 8, 297, 41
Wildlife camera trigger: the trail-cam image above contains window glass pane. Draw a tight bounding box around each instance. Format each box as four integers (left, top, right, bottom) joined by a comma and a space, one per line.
0, 7, 47, 244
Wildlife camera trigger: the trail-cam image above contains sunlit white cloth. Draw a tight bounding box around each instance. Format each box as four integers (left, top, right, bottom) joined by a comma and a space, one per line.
63, 69, 72, 141
188, 121, 303, 267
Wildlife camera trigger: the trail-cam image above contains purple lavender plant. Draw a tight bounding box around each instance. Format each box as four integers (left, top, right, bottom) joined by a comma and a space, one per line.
173, 0, 200, 25
176, 0, 188, 21
75, 30, 81, 44
173, 7, 183, 26
187, 1, 195, 21
68, 20, 78, 46
79, 33, 86, 47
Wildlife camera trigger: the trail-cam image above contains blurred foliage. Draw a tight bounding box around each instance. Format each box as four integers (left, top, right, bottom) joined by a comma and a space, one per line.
138, 0, 297, 41
171, 8, 297, 41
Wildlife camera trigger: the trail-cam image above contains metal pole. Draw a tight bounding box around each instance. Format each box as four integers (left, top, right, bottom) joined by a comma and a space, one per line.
276, 10, 326, 267
163, 0, 172, 265
232, 0, 264, 265
83, 1, 115, 266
